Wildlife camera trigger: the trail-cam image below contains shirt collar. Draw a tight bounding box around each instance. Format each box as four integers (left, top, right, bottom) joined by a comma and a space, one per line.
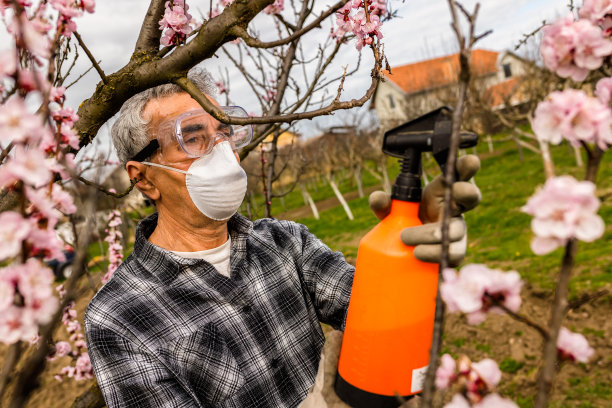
133, 212, 253, 284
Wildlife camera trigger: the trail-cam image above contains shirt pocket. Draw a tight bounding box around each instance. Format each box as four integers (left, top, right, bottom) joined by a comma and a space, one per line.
163, 323, 245, 405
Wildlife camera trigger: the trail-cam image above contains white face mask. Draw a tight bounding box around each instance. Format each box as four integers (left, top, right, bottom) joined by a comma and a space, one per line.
143, 141, 247, 221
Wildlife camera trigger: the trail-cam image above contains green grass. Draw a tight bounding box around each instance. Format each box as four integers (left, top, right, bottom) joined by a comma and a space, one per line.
499, 357, 524, 374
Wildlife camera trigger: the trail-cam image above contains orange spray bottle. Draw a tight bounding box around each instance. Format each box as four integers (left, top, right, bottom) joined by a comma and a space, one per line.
335, 107, 478, 407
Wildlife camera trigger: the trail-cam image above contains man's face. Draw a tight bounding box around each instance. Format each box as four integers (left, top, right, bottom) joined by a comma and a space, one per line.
140, 92, 240, 222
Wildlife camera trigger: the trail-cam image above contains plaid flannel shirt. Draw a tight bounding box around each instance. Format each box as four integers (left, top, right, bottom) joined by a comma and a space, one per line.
84, 212, 354, 408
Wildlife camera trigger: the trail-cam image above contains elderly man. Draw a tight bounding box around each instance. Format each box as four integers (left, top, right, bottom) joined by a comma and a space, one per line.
84, 71, 480, 408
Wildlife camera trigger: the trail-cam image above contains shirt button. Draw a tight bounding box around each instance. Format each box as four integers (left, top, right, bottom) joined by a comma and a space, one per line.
271, 358, 280, 369
241, 305, 252, 314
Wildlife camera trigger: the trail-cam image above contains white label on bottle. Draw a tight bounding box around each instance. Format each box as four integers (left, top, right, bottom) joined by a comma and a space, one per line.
411, 365, 428, 393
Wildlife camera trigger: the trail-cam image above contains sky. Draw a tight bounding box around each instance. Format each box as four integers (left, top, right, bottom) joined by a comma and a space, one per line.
59, 0, 572, 162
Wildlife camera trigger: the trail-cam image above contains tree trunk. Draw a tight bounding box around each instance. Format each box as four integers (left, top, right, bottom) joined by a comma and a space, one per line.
326, 175, 353, 220
379, 162, 392, 194
353, 164, 364, 198
538, 139, 555, 179
513, 132, 524, 162
301, 185, 319, 220
486, 134, 494, 153
572, 145, 583, 167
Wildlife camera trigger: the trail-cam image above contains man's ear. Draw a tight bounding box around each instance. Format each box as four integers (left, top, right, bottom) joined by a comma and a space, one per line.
126, 161, 160, 201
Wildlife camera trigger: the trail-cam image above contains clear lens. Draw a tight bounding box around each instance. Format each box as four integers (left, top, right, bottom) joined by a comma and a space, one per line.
219, 106, 253, 149
155, 106, 253, 161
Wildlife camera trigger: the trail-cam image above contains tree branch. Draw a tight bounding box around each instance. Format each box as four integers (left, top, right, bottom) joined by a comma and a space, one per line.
534, 239, 578, 408
173, 43, 382, 126
230, 0, 347, 49
421, 2, 486, 405
74, 0, 275, 146
133, 0, 166, 54
76, 175, 137, 198
73, 31, 107, 85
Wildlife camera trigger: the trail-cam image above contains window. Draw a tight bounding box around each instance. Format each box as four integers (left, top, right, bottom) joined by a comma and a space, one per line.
388, 95, 396, 109
503, 63, 512, 78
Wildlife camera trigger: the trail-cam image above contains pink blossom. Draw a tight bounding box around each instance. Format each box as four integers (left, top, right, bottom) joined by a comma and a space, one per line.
579, 0, 612, 26
540, 14, 612, 81
0, 49, 17, 77
532, 89, 612, 150
444, 394, 471, 408
262, 88, 277, 102
25, 186, 59, 221
474, 394, 518, 408
441, 264, 523, 324
9, 13, 51, 59
56, 283, 67, 299
331, 0, 385, 49
75, 353, 93, 380
53, 185, 77, 214
557, 327, 595, 363
57, 16, 78, 37
16, 259, 55, 300
0, 96, 45, 144
81, 0, 95, 13
470, 359, 501, 388
522, 176, 604, 254
0, 145, 54, 188
54, 341, 72, 358
0, 306, 37, 344
595, 77, 612, 104
27, 226, 66, 261
74, 339, 86, 349
102, 210, 123, 284
51, 106, 79, 127
0, 211, 31, 260
216, 80, 227, 95
159, 0, 196, 46
435, 354, 456, 389
61, 365, 76, 378
264, 0, 284, 15
0, 278, 15, 311
49, 0, 84, 18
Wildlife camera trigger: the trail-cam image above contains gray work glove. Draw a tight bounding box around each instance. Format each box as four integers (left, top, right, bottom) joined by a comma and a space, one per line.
369, 155, 481, 267
298, 331, 420, 408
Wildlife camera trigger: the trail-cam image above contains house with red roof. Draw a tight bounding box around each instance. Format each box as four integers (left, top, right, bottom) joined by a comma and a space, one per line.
371, 49, 532, 131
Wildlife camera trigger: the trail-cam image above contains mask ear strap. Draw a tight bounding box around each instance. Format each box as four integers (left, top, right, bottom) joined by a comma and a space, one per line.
142, 161, 190, 175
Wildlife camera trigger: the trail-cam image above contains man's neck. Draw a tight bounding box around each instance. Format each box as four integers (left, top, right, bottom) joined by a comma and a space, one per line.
148, 209, 229, 252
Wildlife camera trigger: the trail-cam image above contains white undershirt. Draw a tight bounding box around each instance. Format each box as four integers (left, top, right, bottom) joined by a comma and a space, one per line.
171, 236, 232, 278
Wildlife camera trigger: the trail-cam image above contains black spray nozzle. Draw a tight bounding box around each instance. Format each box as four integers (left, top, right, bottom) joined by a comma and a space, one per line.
382, 106, 478, 202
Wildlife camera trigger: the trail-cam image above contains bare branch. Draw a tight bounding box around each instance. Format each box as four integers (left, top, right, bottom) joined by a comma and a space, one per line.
489, 296, 550, 339
173, 44, 382, 127
534, 239, 578, 407
421, 2, 487, 404
76, 175, 138, 198
230, 0, 347, 49
65, 64, 97, 90
73, 31, 107, 84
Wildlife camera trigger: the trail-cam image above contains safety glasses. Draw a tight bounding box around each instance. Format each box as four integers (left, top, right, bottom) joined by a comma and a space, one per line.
129, 106, 252, 163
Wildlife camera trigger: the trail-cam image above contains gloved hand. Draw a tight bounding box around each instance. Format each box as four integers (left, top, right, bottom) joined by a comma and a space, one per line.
369, 155, 481, 267
298, 331, 421, 408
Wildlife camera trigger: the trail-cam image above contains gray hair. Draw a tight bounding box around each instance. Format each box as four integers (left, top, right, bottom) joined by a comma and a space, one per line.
111, 69, 215, 168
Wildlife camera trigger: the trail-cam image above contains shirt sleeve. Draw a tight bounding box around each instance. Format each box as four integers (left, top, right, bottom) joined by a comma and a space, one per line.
297, 223, 354, 331
85, 322, 200, 408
